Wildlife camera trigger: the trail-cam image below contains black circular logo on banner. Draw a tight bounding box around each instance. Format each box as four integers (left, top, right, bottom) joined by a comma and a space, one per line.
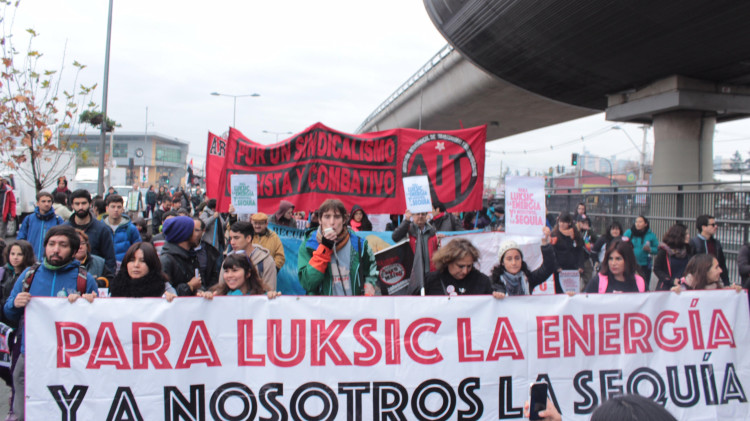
402, 133, 479, 209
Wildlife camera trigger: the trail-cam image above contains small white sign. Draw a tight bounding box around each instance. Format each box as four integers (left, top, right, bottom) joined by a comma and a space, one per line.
505, 176, 546, 236
230, 174, 259, 214
559, 269, 581, 293
402, 175, 432, 213
532, 275, 555, 295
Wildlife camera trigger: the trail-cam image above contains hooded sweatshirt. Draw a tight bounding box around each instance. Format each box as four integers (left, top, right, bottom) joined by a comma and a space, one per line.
103, 214, 142, 262
17, 206, 65, 260
269, 200, 297, 228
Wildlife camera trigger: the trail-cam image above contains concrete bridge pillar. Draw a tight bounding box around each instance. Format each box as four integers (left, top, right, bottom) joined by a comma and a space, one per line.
607, 75, 750, 189
651, 110, 715, 187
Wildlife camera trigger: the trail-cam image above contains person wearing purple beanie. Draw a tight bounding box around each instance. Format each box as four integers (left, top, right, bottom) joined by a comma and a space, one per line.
159, 216, 202, 296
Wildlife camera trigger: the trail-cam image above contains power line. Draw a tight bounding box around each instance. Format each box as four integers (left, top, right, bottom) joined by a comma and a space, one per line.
486, 124, 619, 155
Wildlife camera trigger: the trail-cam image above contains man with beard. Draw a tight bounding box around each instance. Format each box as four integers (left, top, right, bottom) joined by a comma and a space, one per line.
160, 215, 202, 296
67, 190, 117, 274
4, 225, 98, 421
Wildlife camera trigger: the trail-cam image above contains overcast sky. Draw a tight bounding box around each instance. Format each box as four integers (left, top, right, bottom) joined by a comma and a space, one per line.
9, 0, 750, 178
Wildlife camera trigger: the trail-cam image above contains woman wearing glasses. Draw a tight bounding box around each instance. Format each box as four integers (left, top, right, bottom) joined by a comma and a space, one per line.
424, 238, 493, 296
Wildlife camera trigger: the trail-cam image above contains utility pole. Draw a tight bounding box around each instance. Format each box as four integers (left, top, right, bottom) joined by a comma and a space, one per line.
97, 0, 114, 195
639, 125, 649, 182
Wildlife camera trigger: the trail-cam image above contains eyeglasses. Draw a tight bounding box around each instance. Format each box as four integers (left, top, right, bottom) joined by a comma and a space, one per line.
707, 223, 717, 227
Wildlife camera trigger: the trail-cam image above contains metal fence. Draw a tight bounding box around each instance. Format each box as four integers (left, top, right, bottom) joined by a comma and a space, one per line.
546, 181, 750, 283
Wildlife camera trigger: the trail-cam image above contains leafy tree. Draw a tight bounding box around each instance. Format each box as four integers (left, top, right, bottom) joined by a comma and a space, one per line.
729, 150, 744, 173
79, 110, 117, 132
0, 1, 98, 193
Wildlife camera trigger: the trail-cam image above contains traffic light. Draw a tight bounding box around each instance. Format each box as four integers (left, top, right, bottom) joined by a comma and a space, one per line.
571, 153, 579, 166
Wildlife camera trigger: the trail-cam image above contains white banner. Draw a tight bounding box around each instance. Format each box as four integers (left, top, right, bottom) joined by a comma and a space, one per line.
442, 232, 543, 276
231, 174, 259, 214
559, 269, 581, 293
26, 292, 750, 420
505, 176, 546, 236
402, 175, 432, 213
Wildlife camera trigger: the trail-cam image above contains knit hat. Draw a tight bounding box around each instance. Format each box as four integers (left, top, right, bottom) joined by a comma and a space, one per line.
498, 239, 522, 261
163, 216, 195, 243
251, 212, 269, 222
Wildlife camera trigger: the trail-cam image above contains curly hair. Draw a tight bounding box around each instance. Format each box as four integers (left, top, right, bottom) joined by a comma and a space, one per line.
431, 238, 479, 272
3, 240, 35, 271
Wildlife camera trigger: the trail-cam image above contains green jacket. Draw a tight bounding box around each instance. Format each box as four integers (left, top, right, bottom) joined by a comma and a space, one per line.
624, 228, 659, 267
298, 228, 378, 295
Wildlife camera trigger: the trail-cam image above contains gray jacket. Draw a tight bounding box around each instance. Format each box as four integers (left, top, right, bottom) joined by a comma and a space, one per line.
200, 208, 226, 253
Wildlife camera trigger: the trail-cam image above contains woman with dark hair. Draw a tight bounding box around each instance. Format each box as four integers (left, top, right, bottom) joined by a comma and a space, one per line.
348, 205, 372, 232
424, 238, 493, 296
54, 176, 72, 205
132, 217, 151, 243
592, 221, 623, 264
490, 227, 557, 296
672, 254, 741, 292
624, 215, 659, 281
575, 202, 586, 218
462, 211, 490, 230
585, 239, 647, 293
73, 229, 114, 288
551, 212, 586, 293
1, 240, 35, 318
110, 242, 172, 298
653, 223, 694, 290
199, 253, 280, 298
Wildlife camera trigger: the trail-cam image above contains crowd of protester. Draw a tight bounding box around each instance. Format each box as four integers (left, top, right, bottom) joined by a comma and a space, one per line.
0, 183, 746, 420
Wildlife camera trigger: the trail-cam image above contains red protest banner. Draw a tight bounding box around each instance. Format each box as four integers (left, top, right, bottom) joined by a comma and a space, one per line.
216, 122, 486, 214
205, 132, 226, 199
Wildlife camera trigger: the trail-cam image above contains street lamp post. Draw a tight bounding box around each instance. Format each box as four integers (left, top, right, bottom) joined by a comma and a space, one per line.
612, 125, 650, 182
210, 92, 260, 127
143, 107, 154, 184
263, 130, 293, 142
97, 0, 114, 195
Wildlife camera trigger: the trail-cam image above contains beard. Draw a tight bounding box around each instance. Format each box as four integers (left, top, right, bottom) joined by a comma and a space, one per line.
75, 208, 90, 219
46, 252, 73, 267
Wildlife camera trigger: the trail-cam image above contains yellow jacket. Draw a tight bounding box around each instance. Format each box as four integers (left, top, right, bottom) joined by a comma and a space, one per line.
253, 229, 285, 269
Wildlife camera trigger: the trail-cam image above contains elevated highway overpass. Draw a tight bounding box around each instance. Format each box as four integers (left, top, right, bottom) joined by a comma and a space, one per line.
360, 1, 750, 188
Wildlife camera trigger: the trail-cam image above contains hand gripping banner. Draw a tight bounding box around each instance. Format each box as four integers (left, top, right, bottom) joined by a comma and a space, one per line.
25, 291, 750, 420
